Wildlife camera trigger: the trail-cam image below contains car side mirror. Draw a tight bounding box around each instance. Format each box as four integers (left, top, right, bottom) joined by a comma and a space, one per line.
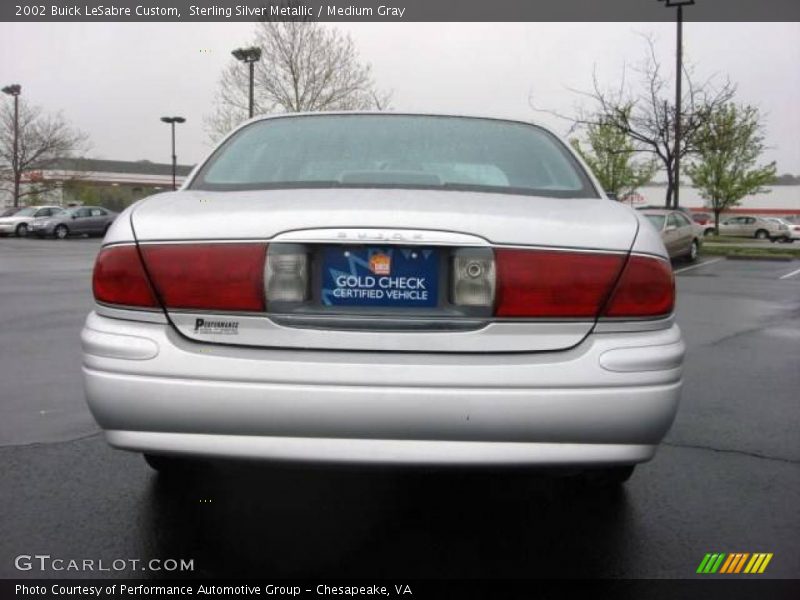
71, 215, 77, 219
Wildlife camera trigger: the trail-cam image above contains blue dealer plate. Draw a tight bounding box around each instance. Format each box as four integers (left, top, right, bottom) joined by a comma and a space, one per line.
321, 246, 439, 308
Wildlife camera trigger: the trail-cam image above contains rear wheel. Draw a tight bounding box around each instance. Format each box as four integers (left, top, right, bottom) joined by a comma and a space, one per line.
143, 453, 190, 474
54, 225, 69, 240
686, 239, 699, 262
578, 465, 636, 488
755, 229, 769, 240
15, 223, 28, 237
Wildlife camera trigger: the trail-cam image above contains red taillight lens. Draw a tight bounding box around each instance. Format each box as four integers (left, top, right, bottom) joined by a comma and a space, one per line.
603, 255, 674, 318
93, 245, 158, 308
495, 249, 625, 318
139, 243, 267, 311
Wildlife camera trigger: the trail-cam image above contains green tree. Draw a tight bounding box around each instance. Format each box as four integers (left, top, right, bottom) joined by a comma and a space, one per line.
686, 104, 776, 233
571, 115, 656, 201
534, 35, 735, 208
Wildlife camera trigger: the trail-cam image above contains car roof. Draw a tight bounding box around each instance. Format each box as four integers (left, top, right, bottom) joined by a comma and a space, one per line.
640, 209, 674, 216
237, 110, 560, 136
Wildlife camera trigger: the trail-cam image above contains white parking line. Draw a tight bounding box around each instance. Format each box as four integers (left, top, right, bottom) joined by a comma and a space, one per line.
674, 258, 724, 275
779, 266, 800, 280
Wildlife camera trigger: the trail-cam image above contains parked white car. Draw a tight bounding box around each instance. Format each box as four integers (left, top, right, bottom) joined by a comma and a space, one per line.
0, 205, 63, 237
764, 218, 798, 243
718, 215, 789, 240
82, 113, 684, 486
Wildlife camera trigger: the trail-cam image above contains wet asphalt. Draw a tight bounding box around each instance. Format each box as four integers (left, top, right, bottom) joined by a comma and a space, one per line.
0, 237, 798, 579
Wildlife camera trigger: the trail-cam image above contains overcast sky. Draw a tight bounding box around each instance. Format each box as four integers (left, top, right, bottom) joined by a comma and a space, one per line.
1, 22, 798, 174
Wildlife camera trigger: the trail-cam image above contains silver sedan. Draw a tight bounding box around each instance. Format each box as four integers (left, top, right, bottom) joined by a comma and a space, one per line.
82, 113, 684, 486
30, 206, 118, 239
641, 209, 701, 262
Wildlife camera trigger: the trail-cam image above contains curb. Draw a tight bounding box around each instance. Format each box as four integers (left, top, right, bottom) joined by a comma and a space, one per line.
724, 255, 795, 262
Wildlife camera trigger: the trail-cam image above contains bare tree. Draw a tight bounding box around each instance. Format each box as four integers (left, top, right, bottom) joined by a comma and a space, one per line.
0, 99, 88, 206
206, 21, 392, 141
533, 35, 735, 208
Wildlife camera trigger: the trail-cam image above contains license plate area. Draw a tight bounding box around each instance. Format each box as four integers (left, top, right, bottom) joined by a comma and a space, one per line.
321, 245, 440, 309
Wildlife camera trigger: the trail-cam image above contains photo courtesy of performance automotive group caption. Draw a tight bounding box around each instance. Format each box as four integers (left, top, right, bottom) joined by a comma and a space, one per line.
1, 1, 799, 599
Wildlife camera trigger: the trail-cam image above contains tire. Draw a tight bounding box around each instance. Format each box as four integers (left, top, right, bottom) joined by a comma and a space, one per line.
143, 453, 191, 474
15, 223, 28, 237
754, 229, 769, 240
578, 465, 636, 488
703, 228, 715, 237
54, 225, 69, 240
686, 239, 699, 263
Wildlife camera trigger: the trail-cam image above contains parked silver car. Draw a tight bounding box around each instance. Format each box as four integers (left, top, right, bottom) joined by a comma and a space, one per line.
30, 205, 118, 239
641, 209, 701, 261
82, 113, 684, 485
0, 205, 62, 237
718, 215, 788, 240
764, 218, 798, 242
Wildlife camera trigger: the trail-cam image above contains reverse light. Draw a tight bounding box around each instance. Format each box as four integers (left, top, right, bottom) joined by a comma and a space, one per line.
265, 244, 309, 304
451, 252, 496, 307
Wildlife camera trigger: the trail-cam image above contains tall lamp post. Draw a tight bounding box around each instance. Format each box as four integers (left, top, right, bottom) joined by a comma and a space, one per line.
658, 0, 694, 209
232, 46, 262, 118
160, 116, 185, 191
2, 84, 22, 207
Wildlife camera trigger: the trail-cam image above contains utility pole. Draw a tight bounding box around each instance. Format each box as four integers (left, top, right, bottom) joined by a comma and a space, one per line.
160, 116, 186, 191
658, 0, 695, 209
2, 84, 22, 207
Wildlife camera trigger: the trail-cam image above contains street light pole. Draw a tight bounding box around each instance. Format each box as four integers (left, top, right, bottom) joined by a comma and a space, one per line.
2, 84, 22, 207
160, 116, 186, 191
659, 0, 694, 209
232, 47, 262, 119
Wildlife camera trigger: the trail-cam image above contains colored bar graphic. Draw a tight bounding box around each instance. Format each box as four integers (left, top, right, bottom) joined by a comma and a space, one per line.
719, 554, 736, 573
710, 553, 726, 573
699, 552, 773, 575
744, 554, 760, 574
734, 553, 749, 573
697, 554, 713, 574
721, 553, 739, 573
758, 553, 773, 573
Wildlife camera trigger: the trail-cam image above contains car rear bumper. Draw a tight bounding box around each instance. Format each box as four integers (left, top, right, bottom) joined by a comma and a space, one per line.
82, 312, 684, 466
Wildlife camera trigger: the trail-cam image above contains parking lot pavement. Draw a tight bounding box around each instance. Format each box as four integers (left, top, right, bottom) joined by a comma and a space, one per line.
0, 238, 798, 579
0, 237, 102, 445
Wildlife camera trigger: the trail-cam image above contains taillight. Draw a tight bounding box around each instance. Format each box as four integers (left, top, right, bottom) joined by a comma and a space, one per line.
93, 245, 158, 308
603, 255, 674, 318
495, 249, 625, 317
139, 243, 267, 311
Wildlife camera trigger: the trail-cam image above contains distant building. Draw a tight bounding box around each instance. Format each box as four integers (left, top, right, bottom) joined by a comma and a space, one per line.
13, 158, 194, 212
626, 184, 800, 216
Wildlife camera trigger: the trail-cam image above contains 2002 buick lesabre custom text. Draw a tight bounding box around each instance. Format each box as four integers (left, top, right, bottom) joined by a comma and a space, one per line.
81, 113, 684, 485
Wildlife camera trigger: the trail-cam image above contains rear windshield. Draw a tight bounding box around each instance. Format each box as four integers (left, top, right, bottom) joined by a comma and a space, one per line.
190, 115, 598, 198
645, 215, 666, 230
